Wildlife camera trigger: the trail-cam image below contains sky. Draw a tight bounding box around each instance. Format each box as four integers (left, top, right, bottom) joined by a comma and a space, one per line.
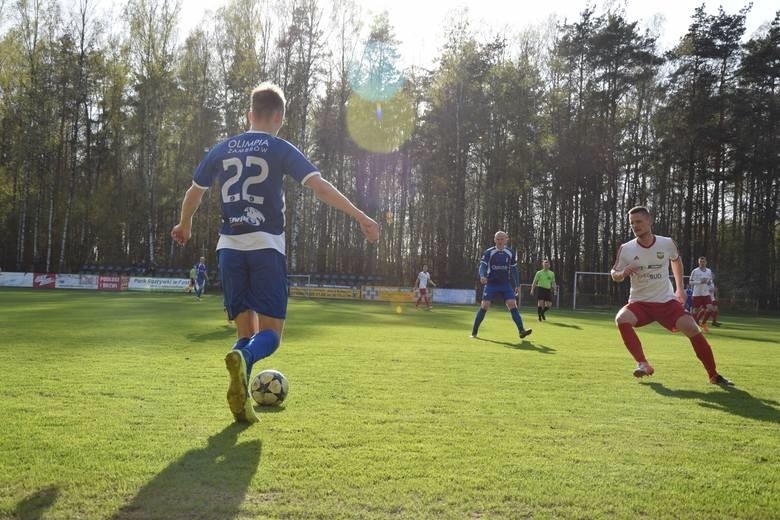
174, 0, 778, 68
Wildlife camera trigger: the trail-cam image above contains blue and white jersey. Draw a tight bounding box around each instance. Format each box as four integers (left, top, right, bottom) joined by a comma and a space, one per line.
479, 246, 518, 286
196, 262, 207, 281
192, 130, 320, 254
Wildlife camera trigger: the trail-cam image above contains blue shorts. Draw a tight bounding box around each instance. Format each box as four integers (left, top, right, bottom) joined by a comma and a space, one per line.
482, 282, 516, 302
218, 248, 287, 320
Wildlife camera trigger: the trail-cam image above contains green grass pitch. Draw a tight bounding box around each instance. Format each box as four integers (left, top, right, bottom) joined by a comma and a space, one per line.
0, 288, 778, 519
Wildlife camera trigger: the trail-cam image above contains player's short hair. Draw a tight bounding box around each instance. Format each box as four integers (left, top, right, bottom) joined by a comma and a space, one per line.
251, 82, 286, 119
698, 256, 706, 261
495, 230, 508, 238
628, 206, 651, 218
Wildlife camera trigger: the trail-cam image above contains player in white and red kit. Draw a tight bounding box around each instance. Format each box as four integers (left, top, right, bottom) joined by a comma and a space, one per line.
414, 265, 436, 310
689, 256, 715, 331
610, 206, 733, 386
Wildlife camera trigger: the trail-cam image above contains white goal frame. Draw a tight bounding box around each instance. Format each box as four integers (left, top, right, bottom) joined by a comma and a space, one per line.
287, 274, 311, 298
573, 271, 690, 310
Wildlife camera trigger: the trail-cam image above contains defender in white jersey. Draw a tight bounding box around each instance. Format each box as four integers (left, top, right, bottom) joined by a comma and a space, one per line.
414, 265, 436, 310
689, 256, 715, 330
610, 206, 733, 386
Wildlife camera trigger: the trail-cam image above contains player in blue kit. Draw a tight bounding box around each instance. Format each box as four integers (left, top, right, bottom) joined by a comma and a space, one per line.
194, 256, 208, 300
171, 82, 379, 423
470, 231, 532, 340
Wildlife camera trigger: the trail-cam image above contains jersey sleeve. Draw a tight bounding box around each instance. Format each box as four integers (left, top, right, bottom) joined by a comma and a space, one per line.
478, 250, 489, 278
280, 140, 320, 185
192, 147, 221, 189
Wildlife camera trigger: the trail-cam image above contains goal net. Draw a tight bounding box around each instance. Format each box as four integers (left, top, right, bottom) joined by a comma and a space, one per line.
573, 271, 690, 310
287, 274, 311, 298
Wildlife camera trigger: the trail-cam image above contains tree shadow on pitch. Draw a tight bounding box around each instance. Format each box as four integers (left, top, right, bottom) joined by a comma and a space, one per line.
643, 382, 780, 424
14, 485, 59, 520
112, 423, 261, 520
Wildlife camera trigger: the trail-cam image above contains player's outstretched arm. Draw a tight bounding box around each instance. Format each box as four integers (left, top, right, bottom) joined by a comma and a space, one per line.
171, 184, 207, 246
305, 175, 379, 243
671, 257, 686, 304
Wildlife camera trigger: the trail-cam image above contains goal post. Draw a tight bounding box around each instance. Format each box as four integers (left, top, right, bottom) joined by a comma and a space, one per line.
573, 271, 690, 310
287, 274, 311, 298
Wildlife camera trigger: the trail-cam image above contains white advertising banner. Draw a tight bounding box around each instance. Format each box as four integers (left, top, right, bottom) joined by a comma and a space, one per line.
433, 288, 476, 305
0, 272, 34, 287
55, 274, 99, 290
128, 277, 190, 292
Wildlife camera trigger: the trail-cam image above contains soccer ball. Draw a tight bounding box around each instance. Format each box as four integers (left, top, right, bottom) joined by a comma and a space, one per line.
250, 369, 289, 406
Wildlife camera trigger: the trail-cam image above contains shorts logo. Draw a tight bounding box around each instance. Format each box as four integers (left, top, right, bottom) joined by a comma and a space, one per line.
656, 252, 665, 259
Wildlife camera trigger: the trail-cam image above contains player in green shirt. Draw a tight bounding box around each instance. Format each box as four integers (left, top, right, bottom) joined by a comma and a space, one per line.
531, 259, 556, 321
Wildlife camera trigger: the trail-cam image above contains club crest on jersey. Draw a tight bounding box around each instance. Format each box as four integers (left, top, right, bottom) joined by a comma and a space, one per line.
229, 206, 266, 227
656, 252, 664, 259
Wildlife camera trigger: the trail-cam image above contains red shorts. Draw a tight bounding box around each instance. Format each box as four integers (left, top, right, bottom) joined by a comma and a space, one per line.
624, 300, 689, 332
418, 288, 428, 296
692, 296, 712, 308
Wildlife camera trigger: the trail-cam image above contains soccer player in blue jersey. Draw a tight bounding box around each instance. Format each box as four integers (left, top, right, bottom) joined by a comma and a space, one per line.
470, 231, 532, 340
171, 82, 380, 423
194, 256, 208, 300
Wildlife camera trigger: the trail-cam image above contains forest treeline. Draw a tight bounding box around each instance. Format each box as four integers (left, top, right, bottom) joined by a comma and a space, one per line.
0, 0, 778, 309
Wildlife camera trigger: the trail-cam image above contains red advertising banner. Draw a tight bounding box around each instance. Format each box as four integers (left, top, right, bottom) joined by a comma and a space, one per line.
33, 273, 56, 289
98, 275, 122, 291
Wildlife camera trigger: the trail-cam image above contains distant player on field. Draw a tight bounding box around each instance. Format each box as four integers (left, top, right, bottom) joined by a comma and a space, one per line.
471, 231, 532, 340
194, 257, 209, 300
171, 82, 379, 423
530, 258, 556, 322
186, 265, 196, 294
611, 206, 733, 386
414, 265, 436, 310
684, 286, 694, 313
703, 282, 722, 327
690, 256, 715, 332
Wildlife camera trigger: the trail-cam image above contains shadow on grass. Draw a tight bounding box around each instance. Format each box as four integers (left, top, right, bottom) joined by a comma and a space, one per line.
14, 485, 59, 520
706, 332, 779, 344
544, 321, 583, 330
186, 326, 235, 343
255, 404, 286, 414
112, 423, 261, 519
643, 382, 780, 424
473, 337, 557, 354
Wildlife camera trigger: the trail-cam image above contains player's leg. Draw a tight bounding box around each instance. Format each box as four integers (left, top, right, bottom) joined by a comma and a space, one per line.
536, 299, 544, 321
219, 249, 259, 423
239, 249, 287, 374
425, 292, 432, 309
506, 295, 532, 339
471, 298, 491, 337
676, 313, 733, 385
710, 304, 720, 326
542, 299, 552, 320
615, 305, 653, 377
415, 290, 422, 309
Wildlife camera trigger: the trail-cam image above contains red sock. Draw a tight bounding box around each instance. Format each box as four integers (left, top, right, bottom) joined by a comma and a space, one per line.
701, 311, 711, 324
690, 333, 718, 378
695, 308, 705, 323
618, 323, 646, 363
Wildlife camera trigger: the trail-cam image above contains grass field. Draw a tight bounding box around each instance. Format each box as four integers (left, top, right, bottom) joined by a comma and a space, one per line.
0, 288, 778, 519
